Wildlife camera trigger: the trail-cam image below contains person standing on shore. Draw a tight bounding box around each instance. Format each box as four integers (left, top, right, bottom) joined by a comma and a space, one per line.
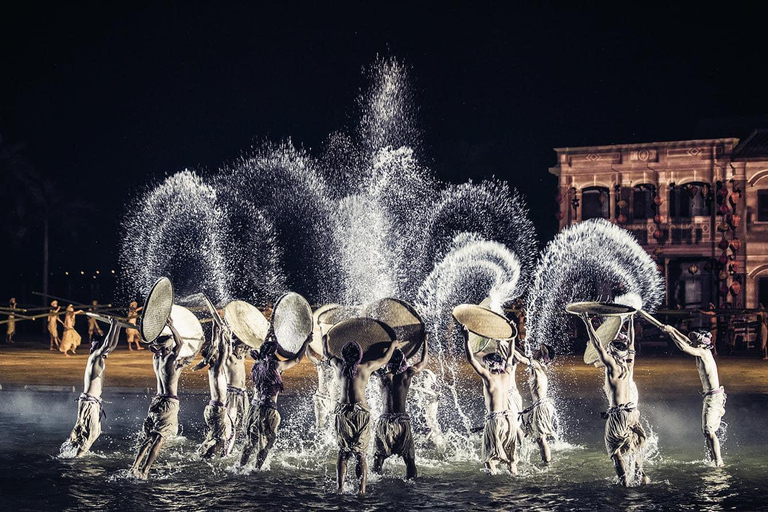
87, 300, 104, 344
6, 297, 17, 344
125, 301, 144, 351
48, 301, 61, 350
59, 304, 83, 356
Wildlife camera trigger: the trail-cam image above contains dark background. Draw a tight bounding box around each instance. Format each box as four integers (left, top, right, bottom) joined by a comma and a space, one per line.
2, 3, 767, 307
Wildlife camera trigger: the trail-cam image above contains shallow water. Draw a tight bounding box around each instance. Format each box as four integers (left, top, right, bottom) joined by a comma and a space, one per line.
1, 389, 767, 511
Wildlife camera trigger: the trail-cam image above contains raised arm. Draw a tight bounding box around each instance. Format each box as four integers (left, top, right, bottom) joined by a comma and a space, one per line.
581, 313, 614, 369
278, 334, 311, 372
510, 342, 531, 366
462, 326, 489, 378
166, 317, 184, 357
661, 324, 701, 357
364, 339, 405, 373
103, 318, 123, 355
411, 334, 429, 372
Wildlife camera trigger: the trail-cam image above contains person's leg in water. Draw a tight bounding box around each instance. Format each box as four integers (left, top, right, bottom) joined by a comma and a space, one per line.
485, 458, 498, 475
537, 435, 551, 464
404, 454, 418, 479
372, 448, 387, 474
137, 434, 166, 479
704, 430, 724, 467
354, 452, 367, 495
255, 446, 271, 470
131, 435, 154, 476
611, 452, 628, 486
336, 451, 351, 493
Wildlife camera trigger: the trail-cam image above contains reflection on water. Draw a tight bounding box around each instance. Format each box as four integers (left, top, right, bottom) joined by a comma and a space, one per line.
1, 390, 768, 510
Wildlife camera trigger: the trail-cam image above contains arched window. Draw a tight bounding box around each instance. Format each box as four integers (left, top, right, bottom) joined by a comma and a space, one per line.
582, 187, 609, 220
633, 184, 655, 220
669, 182, 710, 220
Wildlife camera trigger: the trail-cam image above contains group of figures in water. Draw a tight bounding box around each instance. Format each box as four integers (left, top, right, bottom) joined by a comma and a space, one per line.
59, 58, 727, 494
61, 278, 726, 494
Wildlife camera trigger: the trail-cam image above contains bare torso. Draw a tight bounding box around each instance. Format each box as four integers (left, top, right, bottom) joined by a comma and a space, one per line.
154, 351, 182, 396
528, 360, 548, 402
224, 352, 247, 389
603, 359, 631, 407
483, 371, 513, 413
377, 369, 415, 414
695, 351, 720, 392
83, 353, 107, 397
333, 361, 376, 407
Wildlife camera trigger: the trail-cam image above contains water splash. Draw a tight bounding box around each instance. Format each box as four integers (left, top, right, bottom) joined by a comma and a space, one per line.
526, 218, 664, 352
120, 170, 230, 303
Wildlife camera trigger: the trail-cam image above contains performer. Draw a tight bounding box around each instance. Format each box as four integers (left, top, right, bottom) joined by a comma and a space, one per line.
661, 325, 726, 466
306, 344, 338, 432
48, 300, 61, 350
513, 343, 556, 464
59, 304, 83, 356
372, 335, 429, 479
87, 300, 104, 344
131, 317, 192, 479
125, 301, 144, 351
582, 313, 649, 486
462, 326, 521, 476
239, 329, 310, 470
325, 336, 405, 495
197, 320, 234, 459
224, 334, 251, 450
64, 317, 121, 456
6, 297, 17, 343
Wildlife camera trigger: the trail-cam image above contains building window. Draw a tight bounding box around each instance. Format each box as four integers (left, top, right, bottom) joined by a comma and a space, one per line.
759, 277, 768, 309
633, 185, 654, 220
582, 187, 609, 220
669, 183, 710, 221
758, 190, 768, 221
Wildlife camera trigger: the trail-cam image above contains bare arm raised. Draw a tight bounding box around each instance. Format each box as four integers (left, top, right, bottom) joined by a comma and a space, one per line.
362, 340, 406, 373
582, 313, 618, 373
92, 318, 122, 358
661, 324, 706, 357
462, 327, 490, 379
278, 334, 312, 372
411, 334, 429, 373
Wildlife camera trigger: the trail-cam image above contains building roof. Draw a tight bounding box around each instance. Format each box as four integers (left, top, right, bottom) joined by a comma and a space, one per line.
732, 129, 768, 160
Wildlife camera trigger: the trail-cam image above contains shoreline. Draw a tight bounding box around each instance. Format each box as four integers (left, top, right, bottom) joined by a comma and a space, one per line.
2, 341, 766, 397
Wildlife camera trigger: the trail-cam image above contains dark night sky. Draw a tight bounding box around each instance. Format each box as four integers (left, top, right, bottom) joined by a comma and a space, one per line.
2, 3, 767, 302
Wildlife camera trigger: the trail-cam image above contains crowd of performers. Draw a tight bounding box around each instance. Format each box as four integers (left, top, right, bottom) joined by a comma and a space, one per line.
59, 299, 725, 493
2, 297, 150, 354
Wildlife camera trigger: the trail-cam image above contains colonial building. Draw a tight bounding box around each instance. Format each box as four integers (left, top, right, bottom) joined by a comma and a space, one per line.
550, 129, 768, 311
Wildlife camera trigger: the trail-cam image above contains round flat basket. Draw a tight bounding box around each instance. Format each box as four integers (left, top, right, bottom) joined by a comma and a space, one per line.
565, 301, 637, 316
326, 317, 396, 363
362, 298, 424, 359
159, 305, 204, 359
223, 300, 269, 349
272, 292, 313, 358
452, 304, 517, 340
310, 303, 341, 355
140, 277, 174, 343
